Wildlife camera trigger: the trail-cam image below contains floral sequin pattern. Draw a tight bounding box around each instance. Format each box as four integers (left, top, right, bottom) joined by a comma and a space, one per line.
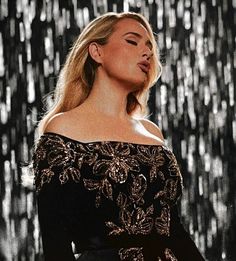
137, 145, 166, 182
106, 191, 154, 236
33, 133, 184, 242
118, 247, 144, 261
83, 142, 140, 207
165, 150, 183, 189
128, 173, 147, 205
156, 248, 178, 261
93, 142, 140, 183
155, 206, 170, 236
164, 248, 178, 261
102, 144, 183, 238
152, 148, 183, 232
33, 134, 98, 192
119, 247, 178, 261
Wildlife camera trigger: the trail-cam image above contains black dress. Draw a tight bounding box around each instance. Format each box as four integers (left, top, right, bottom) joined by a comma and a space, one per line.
32, 132, 205, 261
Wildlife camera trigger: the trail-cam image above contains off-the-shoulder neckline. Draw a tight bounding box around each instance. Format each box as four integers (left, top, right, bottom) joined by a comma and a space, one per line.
42, 132, 167, 148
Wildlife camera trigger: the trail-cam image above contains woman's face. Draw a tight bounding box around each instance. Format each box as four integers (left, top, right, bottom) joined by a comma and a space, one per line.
99, 18, 153, 91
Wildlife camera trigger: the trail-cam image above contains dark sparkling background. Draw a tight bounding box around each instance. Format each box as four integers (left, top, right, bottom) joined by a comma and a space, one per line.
0, 0, 235, 260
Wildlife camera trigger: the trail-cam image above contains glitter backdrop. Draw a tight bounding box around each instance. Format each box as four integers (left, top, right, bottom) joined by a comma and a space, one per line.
0, 0, 235, 260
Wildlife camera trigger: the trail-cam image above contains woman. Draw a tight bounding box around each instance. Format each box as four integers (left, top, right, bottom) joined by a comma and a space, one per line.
32, 12, 205, 261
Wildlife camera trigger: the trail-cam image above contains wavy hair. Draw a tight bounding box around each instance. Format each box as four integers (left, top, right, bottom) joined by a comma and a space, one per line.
37, 12, 162, 136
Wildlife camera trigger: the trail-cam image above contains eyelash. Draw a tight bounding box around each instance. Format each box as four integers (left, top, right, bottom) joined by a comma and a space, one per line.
126, 39, 152, 51
126, 40, 138, 46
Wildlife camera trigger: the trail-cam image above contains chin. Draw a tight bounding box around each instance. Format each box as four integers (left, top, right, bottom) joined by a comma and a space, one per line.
118, 74, 147, 91
134, 77, 147, 88
130, 81, 146, 92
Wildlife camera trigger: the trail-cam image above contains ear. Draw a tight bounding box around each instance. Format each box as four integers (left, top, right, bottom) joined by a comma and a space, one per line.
88, 42, 103, 64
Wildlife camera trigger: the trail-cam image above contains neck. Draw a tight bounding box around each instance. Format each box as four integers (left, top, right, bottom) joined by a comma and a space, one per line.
81, 72, 136, 121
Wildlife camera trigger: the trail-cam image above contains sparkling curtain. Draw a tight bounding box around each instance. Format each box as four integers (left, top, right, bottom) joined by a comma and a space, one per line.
0, 0, 235, 260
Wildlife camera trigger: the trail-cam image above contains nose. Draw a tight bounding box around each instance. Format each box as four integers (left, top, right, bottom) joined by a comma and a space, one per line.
142, 47, 153, 60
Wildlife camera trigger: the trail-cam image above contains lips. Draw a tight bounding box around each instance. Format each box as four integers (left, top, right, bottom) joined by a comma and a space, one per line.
138, 61, 150, 73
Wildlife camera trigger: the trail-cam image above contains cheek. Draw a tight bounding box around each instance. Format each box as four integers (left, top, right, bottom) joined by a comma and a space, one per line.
105, 49, 135, 72
105, 43, 133, 60
102, 44, 140, 76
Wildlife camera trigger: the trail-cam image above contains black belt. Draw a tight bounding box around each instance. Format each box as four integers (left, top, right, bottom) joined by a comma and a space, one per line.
75, 233, 169, 260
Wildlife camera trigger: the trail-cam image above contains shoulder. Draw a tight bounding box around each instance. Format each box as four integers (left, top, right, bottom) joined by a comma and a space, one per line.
139, 118, 164, 141
44, 112, 69, 134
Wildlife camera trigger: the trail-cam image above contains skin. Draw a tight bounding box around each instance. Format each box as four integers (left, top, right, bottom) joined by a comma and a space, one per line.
45, 18, 164, 145
84, 18, 153, 119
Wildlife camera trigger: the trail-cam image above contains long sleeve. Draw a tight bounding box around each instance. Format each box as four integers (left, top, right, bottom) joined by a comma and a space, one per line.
37, 183, 75, 261
32, 132, 205, 261
33, 136, 75, 261
169, 204, 205, 261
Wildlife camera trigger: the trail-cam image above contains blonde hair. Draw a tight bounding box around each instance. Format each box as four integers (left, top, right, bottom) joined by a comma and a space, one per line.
37, 12, 162, 136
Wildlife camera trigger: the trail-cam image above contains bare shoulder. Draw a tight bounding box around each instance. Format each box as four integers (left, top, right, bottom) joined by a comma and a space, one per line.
43, 108, 89, 139
139, 118, 164, 141
44, 112, 69, 134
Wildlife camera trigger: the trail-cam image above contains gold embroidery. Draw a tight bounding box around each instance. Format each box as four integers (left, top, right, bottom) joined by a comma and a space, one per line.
93, 142, 140, 183
36, 169, 55, 190
33, 134, 97, 192
154, 179, 180, 206
153, 150, 183, 207
137, 145, 166, 182
83, 177, 113, 208
164, 248, 178, 261
33, 138, 47, 166
109, 205, 154, 235
129, 174, 147, 205
155, 206, 170, 236
165, 150, 183, 189
118, 247, 144, 261
156, 248, 178, 261
106, 192, 154, 235
34, 143, 46, 163
83, 142, 141, 207
33, 134, 184, 242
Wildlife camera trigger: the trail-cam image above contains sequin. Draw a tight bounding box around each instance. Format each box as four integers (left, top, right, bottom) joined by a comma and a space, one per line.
155, 206, 170, 236
33, 133, 184, 259
137, 145, 166, 182
164, 248, 178, 260
118, 247, 144, 261
128, 174, 147, 205
154, 179, 180, 206
105, 192, 154, 236
93, 142, 140, 183
83, 177, 113, 208
33, 134, 97, 192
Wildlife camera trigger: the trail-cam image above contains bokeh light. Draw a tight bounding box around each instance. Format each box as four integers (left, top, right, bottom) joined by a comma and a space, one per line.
0, 0, 235, 260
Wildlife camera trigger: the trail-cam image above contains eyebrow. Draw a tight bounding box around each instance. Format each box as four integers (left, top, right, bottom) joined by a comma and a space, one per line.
122, 32, 153, 49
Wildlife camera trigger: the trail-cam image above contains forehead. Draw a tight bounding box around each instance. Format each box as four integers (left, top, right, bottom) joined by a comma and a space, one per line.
113, 18, 150, 39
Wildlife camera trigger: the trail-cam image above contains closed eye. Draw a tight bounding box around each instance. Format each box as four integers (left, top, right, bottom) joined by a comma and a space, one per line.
126, 39, 138, 46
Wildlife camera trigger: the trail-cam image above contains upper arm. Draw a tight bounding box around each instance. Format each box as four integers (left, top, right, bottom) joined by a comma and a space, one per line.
140, 118, 164, 141
33, 134, 75, 260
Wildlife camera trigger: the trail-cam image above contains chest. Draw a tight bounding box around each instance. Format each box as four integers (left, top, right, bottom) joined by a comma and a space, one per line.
65, 116, 162, 145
